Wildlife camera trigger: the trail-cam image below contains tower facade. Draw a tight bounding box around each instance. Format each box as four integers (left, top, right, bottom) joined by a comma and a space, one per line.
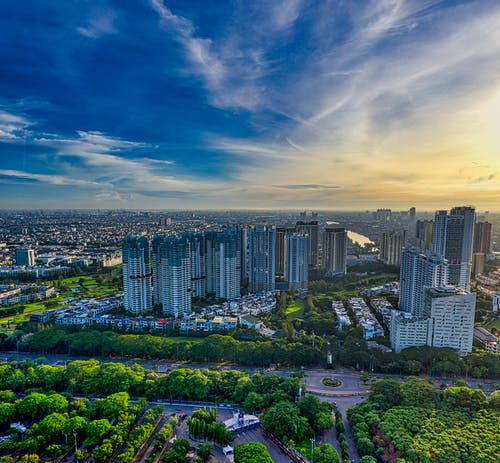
379, 229, 407, 266
206, 230, 241, 300
15, 248, 36, 266
248, 225, 276, 293
186, 233, 207, 299
285, 234, 309, 290
399, 245, 448, 316
123, 236, 152, 314
424, 287, 476, 354
296, 221, 319, 267
322, 227, 347, 276
159, 236, 191, 318
431, 206, 475, 291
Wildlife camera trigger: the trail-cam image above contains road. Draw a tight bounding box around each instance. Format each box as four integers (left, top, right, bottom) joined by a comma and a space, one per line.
2, 351, 496, 395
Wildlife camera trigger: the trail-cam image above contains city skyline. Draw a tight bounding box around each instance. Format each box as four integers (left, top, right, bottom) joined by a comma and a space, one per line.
1, 1, 500, 210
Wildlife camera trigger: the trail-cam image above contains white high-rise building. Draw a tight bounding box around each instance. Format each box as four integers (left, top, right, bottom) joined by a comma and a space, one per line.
390, 311, 432, 353
379, 229, 407, 266
399, 246, 448, 316
248, 225, 276, 293
159, 236, 191, 318
322, 227, 347, 276
285, 234, 309, 290
123, 236, 152, 314
206, 230, 240, 300
425, 287, 476, 354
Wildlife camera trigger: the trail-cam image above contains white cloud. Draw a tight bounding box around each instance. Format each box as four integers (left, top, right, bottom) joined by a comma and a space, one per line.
0, 110, 31, 141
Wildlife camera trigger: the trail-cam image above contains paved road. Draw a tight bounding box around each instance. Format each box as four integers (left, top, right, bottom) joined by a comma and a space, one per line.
2, 351, 496, 395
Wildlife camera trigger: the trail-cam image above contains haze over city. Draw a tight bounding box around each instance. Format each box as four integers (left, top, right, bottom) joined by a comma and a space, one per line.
1, 0, 500, 210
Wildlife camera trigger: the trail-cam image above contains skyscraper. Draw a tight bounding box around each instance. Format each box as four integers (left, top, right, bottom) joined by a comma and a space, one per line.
379, 229, 407, 265
123, 236, 152, 314
158, 236, 191, 318
431, 206, 476, 291
474, 221, 492, 254
248, 225, 276, 293
296, 221, 319, 267
399, 245, 448, 316
238, 227, 248, 288
275, 227, 288, 276
415, 220, 433, 251
285, 234, 309, 290
186, 233, 206, 298
206, 230, 241, 300
151, 235, 165, 306
472, 221, 492, 275
322, 227, 347, 276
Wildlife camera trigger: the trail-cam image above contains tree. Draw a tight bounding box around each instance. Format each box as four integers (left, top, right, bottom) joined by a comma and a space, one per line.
100, 392, 130, 420
234, 442, 273, 463
261, 401, 312, 442
370, 379, 400, 410
18, 456, 40, 463
197, 443, 212, 462
360, 457, 377, 463
400, 378, 436, 408
84, 419, 112, 447
313, 444, 341, 463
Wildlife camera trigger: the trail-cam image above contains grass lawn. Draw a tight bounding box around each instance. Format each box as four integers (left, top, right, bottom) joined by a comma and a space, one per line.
484, 317, 500, 330
286, 301, 305, 320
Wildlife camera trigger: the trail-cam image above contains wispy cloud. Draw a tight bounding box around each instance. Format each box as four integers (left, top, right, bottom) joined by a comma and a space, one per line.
76, 8, 117, 38
273, 184, 340, 190
0, 109, 32, 141
0, 169, 100, 187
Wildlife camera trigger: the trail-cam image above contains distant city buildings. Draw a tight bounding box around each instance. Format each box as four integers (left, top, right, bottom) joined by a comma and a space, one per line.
322, 227, 347, 276
379, 229, 407, 265
15, 248, 35, 266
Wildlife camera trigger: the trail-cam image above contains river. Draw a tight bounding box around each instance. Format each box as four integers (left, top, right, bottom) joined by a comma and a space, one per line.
325, 222, 374, 246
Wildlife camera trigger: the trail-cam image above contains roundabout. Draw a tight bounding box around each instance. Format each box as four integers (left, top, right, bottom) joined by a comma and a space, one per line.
321, 377, 343, 388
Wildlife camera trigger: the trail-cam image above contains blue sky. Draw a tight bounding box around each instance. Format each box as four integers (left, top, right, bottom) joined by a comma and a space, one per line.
1, 0, 500, 210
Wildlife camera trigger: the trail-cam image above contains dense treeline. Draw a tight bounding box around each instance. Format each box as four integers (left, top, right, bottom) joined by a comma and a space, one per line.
5, 328, 323, 367
0, 390, 145, 462
0, 359, 300, 404
348, 377, 500, 463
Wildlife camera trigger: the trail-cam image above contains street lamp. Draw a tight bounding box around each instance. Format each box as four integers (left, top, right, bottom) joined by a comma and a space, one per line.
310, 437, 315, 463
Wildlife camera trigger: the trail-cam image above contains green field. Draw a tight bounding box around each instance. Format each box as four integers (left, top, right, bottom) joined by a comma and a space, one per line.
484, 317, 500, 331
0, 271, 121, 327
286, 301, 305, 320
